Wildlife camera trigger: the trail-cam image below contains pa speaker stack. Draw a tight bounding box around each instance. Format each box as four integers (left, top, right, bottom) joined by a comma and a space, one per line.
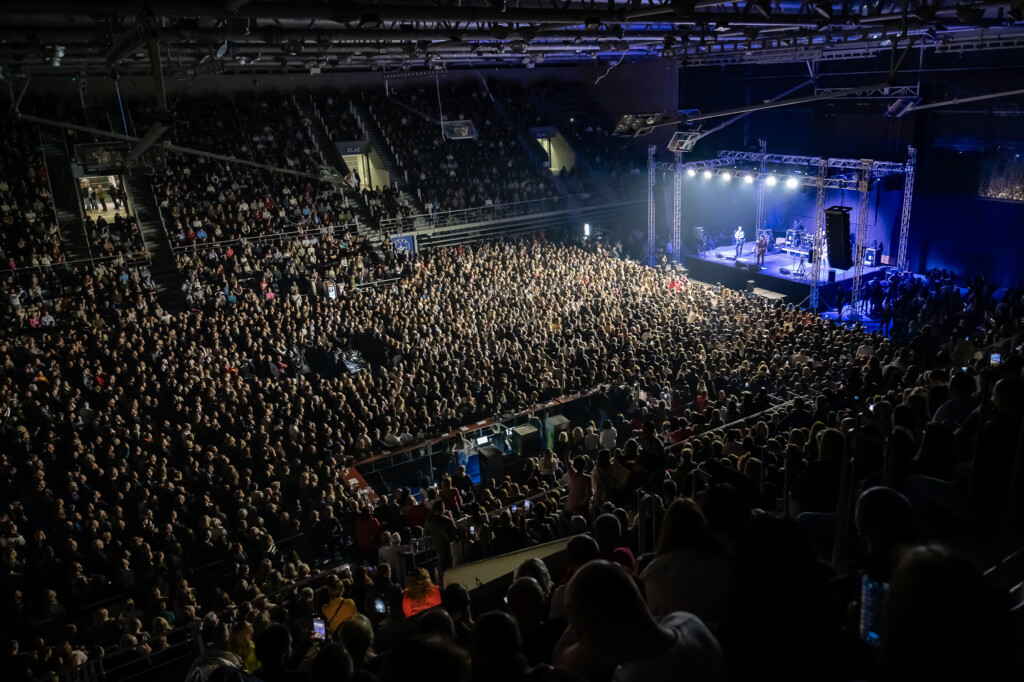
511, 424, 540, 457
478, 445, 504, 479
545, 415, 571, 450
825, 207, 854, 270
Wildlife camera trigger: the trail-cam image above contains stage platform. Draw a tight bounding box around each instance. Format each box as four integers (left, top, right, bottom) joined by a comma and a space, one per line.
684, 244, 888, 306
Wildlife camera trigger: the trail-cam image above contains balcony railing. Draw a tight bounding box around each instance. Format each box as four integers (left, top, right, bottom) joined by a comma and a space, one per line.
378, 194, 586, 233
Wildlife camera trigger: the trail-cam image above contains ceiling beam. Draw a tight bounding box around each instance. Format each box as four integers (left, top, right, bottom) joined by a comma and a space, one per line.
1, 2, 676, 24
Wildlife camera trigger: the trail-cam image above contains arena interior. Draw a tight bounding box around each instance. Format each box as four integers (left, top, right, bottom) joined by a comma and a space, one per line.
2, 2, 1024, 682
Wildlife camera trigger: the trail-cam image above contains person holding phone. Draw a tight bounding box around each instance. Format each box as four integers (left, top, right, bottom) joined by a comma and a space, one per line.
365, 563, 403, 628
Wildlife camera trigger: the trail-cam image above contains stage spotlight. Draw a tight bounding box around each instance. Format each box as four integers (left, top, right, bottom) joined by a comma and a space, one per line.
766, 175, 777, 186
722, 171, 731, 181
744, 174, 754, 184
703, 170, 713, 179
785, 177, 799, 189
686, 168, 696, 177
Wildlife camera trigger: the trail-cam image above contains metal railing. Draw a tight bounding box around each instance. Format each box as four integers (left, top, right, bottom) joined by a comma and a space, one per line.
378, 194, 577, 232
35, 123, 73, 259
1, 252, 152, 280
165, 217, 361, 255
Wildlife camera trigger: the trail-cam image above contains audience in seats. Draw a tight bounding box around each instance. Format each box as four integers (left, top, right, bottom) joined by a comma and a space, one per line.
362, 83, 558, 216
311, 93, 364, 143
0, 224, 1021, 682
130, 95, 359, 251
1, 117, 63, 271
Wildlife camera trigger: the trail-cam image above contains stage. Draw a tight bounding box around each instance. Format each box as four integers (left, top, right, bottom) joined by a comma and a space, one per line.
683, 244, 889, 306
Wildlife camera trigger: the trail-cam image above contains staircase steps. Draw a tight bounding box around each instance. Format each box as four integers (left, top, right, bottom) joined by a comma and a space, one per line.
296, 98, 378, 239
39, 128, 92, 263
124, 174, 186, 312
349, 96, 428, 232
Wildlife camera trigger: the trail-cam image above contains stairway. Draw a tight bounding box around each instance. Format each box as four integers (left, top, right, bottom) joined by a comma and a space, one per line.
490, 94, 549, 169
39, 128, 91, 263
295, 97, 378, 239
349, 96, 428, 231
124, 174, 186, 312
531, 85, 645, 202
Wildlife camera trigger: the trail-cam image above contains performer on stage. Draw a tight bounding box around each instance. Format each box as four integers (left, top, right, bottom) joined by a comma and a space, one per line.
756, 233, 768, 267
796, 255, 806, 277
734, 226, 745, 258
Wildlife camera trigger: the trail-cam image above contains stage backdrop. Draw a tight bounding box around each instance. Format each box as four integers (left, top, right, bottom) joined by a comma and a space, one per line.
663, 172, 902, 258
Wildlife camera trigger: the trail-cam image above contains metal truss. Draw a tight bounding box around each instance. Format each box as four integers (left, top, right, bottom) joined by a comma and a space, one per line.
648, 145, 656, 267
715, 151, 906, 178
849, 159, 873, 320
754, 138, 766, 233
896, 146, 917, 273
679, 30, 1024, 68
672, 149, 682, 264
683, 166, 861, 190
933, 34, 1024, 55
655, 157, 734, 172
814, 84, 920, 99
809, 158, 828, 311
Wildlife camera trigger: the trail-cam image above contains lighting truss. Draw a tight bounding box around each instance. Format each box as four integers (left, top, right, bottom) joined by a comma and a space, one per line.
675, 165, 860, 190
809, 157, 828, 311
896, 146, 917, 273
647, 145, 656, 267
714, 151, 906, 179
849, 159, 873, 320
754, 138, 766, 233
672, 149, 682, 262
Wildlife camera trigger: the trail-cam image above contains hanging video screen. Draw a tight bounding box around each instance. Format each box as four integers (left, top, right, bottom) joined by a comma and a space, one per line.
442, 120, 478, 141
76, 143, 129, 174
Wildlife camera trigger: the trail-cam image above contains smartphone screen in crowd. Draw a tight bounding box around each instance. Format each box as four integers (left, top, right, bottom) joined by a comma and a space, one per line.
312, 617, 326, 640
859, 574, 889, 649
373, 597, 386, 615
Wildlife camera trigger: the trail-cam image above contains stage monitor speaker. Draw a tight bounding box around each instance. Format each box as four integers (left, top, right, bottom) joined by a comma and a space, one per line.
828, 269, 836, 283
825, 207, 854, 270
780, 267, 791, 275
545, 415, 571, 450
747, 262, 760, 273
511, 424, 540, 457
734, 259, 746, 269
716, 252, 724, 259
478, 445, 504, 479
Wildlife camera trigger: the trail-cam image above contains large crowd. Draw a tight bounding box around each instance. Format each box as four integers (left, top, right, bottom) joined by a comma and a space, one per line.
130, 94, 360, 248
861, 267, 1024, 346
523, 81, 646, 194
310, 93, 364, 144
360, 83, 559, 216
1, 232, 1021, 682
1, 119, 63, 272
1, 112, 161, 332
2, 82, 1023, 682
